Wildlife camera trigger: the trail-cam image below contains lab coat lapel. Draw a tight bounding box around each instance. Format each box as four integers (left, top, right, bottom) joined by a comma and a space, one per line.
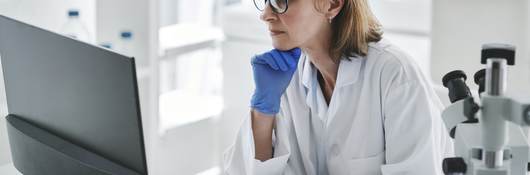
291, 53, 319, 174
301, 53, 315, 109
326, 56, 363, 127
301, 54, 330, 122
301, 55, 319, 115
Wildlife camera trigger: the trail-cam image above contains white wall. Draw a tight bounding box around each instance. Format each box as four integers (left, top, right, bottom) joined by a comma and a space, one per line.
0, 0, 95, 165
370, 0, 431, 34
431, 0, 530, 94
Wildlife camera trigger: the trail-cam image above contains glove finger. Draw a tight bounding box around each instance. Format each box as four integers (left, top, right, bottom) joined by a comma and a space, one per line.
278, 50, 297, 68
263, 53, 280, 70
251, 54, 266, 65
289, 48, 302, 59
271, 49, 289, 71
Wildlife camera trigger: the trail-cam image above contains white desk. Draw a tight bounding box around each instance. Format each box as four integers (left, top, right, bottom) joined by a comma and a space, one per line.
0, 163, 21, 175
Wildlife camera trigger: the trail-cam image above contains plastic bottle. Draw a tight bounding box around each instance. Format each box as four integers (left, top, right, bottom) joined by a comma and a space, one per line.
61, 9, 91, 43
117, 31, 133, 55
99, 43, 113, 49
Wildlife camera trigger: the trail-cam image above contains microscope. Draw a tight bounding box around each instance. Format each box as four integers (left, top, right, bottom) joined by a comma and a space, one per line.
441, 44, 530, 175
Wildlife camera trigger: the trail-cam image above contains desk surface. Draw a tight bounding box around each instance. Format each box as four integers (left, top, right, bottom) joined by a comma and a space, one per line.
0, 163, 21, 175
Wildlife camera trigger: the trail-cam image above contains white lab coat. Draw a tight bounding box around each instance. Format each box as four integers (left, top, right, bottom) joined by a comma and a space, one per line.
223, 39, 454, 175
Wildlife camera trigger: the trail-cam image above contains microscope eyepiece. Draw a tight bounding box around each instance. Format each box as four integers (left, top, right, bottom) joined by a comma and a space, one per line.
481, 43, 515, 65
474, 69, 485, 85
443, 70, 467, 87
443, 70, 472, 103
474, 69, 486, 95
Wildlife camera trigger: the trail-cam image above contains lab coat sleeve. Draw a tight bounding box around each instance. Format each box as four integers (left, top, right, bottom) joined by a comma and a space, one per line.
381, 79, 453, 175
223, 105, 293, 175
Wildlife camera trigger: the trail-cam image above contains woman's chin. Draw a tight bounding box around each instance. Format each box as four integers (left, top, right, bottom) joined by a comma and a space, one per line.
272, 42, 295, 51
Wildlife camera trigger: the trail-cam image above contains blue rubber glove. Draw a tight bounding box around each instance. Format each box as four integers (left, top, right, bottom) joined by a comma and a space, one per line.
250, 48, 302, 116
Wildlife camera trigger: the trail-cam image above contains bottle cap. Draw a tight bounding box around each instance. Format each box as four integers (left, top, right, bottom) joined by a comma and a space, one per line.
68, 10, 80, 17
120, 31, 133, 39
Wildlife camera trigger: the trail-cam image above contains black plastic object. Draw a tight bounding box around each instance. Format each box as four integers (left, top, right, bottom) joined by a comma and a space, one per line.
474, 69, 486, 95
443, 70, 472, 103
481, 43, 515, 65
524, 106, 530, 126
0, 15, 147, 175
463, 97, 479, 119
6, 115, 141, 175
443, 157, 467, 174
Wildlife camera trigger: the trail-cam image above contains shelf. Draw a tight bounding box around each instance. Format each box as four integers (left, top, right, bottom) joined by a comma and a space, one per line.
158, 23, 224, 60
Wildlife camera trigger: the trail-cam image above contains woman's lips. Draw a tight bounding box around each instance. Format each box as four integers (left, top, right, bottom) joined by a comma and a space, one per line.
269, 30, 285, 36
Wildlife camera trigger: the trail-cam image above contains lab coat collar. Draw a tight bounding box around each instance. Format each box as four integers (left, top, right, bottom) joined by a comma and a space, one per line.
300, 52, 363, 123
300, 53, 314, 89
300, 53, 363, 90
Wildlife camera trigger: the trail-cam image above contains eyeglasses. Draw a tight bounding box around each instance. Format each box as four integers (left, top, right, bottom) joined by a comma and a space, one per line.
253, 0, 289, 14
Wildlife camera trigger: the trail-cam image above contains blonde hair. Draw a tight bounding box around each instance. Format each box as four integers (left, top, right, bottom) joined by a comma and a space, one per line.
315, 0, 383, 60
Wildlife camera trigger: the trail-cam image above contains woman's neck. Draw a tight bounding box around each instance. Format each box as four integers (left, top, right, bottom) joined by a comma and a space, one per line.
300, 24, 339, 104
302, 42, 339, 105
302, 43, 339, 89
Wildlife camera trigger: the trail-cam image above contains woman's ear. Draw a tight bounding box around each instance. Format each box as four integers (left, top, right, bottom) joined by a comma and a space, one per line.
326, 0, 344, 20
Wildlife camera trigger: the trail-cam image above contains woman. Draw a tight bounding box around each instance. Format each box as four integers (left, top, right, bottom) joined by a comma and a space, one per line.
224, 0, 453, 174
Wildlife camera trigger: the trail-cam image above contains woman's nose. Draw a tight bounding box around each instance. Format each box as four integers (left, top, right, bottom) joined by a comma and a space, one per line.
260, 3, 277, 22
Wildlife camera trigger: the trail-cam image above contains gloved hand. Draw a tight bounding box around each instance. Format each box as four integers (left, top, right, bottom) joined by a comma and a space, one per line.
251, 48, 302, 116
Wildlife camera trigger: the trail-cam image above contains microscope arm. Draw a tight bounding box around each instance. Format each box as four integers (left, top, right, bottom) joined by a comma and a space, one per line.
481, 95, 530, 126
505, 97, 530, 126
442, 100, 468, 134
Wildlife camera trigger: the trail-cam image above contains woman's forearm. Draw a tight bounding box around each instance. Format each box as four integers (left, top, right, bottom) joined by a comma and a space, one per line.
251, 109, 275, 161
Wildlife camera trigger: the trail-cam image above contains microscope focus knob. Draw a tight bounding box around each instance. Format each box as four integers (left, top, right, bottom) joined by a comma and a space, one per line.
443, 157, 467, 174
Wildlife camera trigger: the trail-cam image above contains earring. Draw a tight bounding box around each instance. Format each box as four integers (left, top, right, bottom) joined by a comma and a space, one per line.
328, 17, 333, 24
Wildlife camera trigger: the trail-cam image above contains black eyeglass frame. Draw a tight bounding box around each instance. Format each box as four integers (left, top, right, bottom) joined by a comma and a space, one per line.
253, 0, 289, 14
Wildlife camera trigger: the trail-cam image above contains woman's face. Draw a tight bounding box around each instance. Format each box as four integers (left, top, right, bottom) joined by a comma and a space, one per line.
260, 0, 328, 51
